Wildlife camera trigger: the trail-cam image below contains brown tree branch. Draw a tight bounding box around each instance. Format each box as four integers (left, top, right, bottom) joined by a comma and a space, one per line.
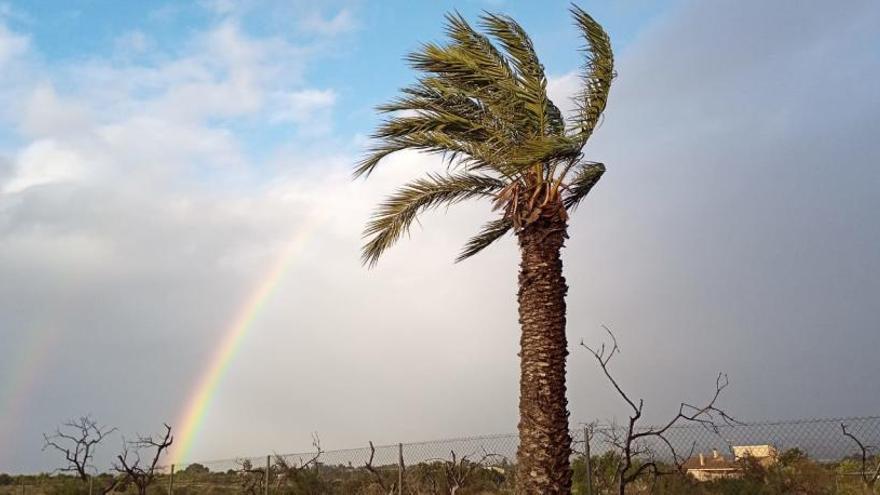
235, 459, 266, 495
420, 448, 505, 495
42, 416, 117, 481
364, 441, 397, 495
582, 325, 737, 495
42, 416, 125, 494
272, 433, 323, 489
841, 423, 880, 489
113, 423, 173, 495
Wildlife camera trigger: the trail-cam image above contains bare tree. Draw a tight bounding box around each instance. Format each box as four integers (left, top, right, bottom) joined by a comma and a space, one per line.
841, 423, 880, 493
42, 416, 124, 494
42, 416, 116, 481
236, 458, 266, 495
272, 433, 323, 490
364, 441, 398, 495
113, 423, 173, 495
433, 449, 505, 495
582, 325, 737, 495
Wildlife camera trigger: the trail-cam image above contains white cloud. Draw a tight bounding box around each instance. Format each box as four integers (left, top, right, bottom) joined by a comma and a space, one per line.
275, 89, 336, 118
20, 84, 93, 138
3, 139, 90, 193
96, 116, 246, 179
0, 6, 511, 472
270, 88, 337, 134
200, 0, 239, 17
113, 30, 151, 55
53, 20, 319, 128
148, 22, 276, 121
298, 8, 357, 36
547, 71, 581, 121
0, 21, 27, 67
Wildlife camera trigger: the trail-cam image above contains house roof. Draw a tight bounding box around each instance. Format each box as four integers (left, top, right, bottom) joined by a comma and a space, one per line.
732, 444, 777, 459
682, 452, 739, 471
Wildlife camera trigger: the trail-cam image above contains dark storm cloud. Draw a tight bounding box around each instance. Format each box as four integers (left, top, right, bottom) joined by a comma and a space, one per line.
563, 0, 880, 422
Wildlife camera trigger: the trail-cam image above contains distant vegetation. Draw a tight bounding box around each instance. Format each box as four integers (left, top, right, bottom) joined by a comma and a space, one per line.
3, 448, 878, 494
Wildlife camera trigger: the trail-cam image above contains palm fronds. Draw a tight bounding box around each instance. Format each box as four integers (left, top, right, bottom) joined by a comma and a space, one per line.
456, 217, 513, 262
569, 5, 614, 146
357, 5, 614, 265
480, 13, 563, 137
362, 173, 505, 266
354, 132, 496, 179
563, 162, 605, 210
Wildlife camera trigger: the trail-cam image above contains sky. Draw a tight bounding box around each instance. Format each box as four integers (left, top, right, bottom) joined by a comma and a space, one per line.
0, 0, 878, 474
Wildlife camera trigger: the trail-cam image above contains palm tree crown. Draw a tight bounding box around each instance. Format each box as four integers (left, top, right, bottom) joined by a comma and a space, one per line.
356, 6, 614, 266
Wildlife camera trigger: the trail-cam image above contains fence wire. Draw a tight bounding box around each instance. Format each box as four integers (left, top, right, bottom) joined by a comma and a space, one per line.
170, 415, 879, 470
8, 415, 878, 494
581, 415, 880, 464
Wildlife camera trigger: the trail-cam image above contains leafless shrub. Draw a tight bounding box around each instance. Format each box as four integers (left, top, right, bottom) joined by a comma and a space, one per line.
113, 423, 173, 495
431, 449, 506, 494
272, 433, 323, 490
42, 415, 124, 494
236, 458, 266, 495
582, 325, 738, 495
42, 416, 116, 481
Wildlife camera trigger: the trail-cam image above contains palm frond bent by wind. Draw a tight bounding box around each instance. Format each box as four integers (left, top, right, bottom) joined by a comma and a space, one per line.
356, 7, 614, 266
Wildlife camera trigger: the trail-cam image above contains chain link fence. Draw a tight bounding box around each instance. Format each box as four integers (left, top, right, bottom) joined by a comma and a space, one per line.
158, 415, 879, 494
5, 415, 878, 494
583, 415, 880, 463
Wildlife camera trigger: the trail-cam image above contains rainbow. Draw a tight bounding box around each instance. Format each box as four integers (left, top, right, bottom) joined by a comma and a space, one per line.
170, 216, 322, 465
0, 329, 57, 466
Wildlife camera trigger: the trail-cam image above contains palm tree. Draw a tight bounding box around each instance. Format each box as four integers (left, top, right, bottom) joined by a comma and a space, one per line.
355, 6, 613, 494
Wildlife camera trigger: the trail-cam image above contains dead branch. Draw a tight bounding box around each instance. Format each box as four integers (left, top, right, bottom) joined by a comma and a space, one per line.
272, 433, 323, 489
841, 423, 880, 490
441, 449, 504, 495
236, 458, 266, 495
364, 441, 397, 495
42, 415, 125, 494
42, 415, 117, 481
582, 325, 737, 495
113, 423, 173, 495
416, 448, 506, 495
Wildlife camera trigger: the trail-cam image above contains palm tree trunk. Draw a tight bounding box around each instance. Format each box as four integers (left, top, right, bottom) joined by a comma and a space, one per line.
515, 215, 572, 494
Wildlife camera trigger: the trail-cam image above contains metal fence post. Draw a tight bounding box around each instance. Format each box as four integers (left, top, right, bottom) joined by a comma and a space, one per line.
584, 425, 593, 495
398, 443, 404, 495
264, 455, 270, 495
168, 464, 174, 495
